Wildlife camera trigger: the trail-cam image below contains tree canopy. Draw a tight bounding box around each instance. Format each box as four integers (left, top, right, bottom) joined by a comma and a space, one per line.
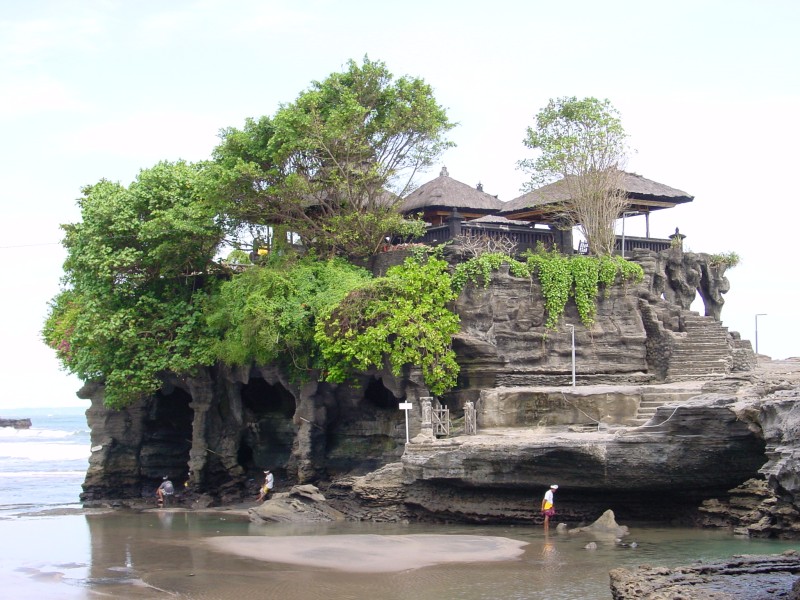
43, 161, 226, 407
213, 56, 454, 258
43, 63, 647, 410
44, 59, 458, 407
518, 96, 630, 256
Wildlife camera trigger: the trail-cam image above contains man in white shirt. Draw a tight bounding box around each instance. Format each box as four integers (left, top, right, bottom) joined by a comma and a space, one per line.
540, 484, 558, 530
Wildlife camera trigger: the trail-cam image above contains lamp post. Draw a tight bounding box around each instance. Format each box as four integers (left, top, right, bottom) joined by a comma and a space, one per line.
755, 313, 767, 356
566, 324, 576, 386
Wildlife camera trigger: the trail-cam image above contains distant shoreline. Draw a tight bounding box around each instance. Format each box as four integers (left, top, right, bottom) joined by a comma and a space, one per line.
0, 418, 31, 429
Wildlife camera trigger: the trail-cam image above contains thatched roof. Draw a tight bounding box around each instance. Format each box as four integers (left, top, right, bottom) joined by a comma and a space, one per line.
500, 171, 693, 215
400, 167, 504, 214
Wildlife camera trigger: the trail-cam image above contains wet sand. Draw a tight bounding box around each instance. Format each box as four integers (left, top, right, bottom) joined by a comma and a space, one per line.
4, 510, 800, 600
206, 533, 527, 572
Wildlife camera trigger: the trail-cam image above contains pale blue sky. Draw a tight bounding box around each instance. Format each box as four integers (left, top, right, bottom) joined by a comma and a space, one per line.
1, 0, 797, 409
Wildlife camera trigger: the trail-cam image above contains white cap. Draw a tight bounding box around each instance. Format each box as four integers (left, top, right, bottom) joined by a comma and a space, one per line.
550, 484, 559, 489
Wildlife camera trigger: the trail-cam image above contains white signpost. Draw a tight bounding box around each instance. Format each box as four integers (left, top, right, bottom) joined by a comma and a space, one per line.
399, 402, 413, 443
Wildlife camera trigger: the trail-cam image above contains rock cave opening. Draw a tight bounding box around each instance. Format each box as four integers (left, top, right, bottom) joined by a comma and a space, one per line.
240, 377, 297, 481
142, 386, 193, 492
324, 377, 405, 476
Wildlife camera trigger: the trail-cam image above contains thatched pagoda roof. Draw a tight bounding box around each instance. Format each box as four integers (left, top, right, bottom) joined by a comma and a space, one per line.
500, 172, 693, 219
400, 167, 504, 214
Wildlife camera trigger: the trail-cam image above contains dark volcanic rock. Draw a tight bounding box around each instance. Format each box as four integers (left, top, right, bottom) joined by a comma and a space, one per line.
0, 418, 31, 429
609, 551, 800, 600
78, 249, 796, 532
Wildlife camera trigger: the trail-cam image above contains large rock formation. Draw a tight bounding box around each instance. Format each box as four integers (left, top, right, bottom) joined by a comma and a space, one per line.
79, 248, 800, 535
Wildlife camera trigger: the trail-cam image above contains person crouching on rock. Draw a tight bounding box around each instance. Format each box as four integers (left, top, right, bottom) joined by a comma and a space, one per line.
258, 469, 274, 502
156, 476, 174, 507
541, 484, 558, 530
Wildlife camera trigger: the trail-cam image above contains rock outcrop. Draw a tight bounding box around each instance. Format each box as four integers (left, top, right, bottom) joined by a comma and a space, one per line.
80, 248, 800, 533
249, 484, 346, 524
609, 551, 800, 600
0, 417, 31, 429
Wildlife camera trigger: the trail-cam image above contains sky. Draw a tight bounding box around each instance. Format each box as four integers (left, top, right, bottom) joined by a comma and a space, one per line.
1, 0, 797, 410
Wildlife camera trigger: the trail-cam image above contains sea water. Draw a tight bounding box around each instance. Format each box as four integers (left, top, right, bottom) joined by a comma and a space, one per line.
0, 405, 90, 516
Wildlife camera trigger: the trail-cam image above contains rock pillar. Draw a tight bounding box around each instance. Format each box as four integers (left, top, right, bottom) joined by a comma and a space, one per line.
411, 397, 436, 443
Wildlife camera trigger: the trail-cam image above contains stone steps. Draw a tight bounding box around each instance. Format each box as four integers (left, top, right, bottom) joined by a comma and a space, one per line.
666, 311, 732, 381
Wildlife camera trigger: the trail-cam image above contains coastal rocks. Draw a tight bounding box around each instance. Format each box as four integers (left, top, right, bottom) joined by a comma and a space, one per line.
76, 248, 773, 526
609, 551, 800, 600
696, 367, 800, 537
401, 398, 765, 507
698, 478, 800, 538
0, 417, 31, 429
569, 509, 629, 537
249, 484, 345, 524
451, 267, 649, 394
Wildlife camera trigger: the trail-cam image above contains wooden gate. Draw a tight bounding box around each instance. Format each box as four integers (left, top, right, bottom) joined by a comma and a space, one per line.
432, 407, 450, 437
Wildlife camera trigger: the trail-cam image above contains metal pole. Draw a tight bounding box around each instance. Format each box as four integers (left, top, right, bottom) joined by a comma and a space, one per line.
567, 324, 576, 386
755, 313, 767, 356
621, 212, 636, 258
621, 215, 626, 258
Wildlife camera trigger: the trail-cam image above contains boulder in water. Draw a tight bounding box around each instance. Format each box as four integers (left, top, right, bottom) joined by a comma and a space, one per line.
570, 509, 629, 537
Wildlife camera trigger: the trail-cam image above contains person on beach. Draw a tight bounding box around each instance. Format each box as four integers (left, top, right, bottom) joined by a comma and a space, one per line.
156, 476, 174, 507
258, 469, 274, 502
541, 484, 558, 530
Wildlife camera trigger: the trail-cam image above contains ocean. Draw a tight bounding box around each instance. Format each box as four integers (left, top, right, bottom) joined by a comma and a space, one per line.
0, 405, 90, 516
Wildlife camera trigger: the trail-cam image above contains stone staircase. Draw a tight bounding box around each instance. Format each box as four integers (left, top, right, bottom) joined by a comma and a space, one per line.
666, 313, 732, 382
632, 388, 704, 426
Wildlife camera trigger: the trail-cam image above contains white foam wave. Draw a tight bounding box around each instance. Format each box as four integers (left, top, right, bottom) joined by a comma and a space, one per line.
0, 470, 85, 478
0, 428, 86, 439
0, 442, 90, 461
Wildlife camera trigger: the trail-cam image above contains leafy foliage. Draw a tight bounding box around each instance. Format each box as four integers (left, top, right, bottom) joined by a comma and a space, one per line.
451, 248, 643, 328
316, 254, 460, 395
518, 96, 630, 256
707, 251, 740, 269
207, 256, 372, 377
43, 161, 225, 407
212, 56, 455, 259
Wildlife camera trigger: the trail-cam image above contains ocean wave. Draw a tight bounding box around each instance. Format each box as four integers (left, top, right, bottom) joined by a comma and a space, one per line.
0, 428, 88, 440
0, 470, 86, 478
0, 442, 90, 461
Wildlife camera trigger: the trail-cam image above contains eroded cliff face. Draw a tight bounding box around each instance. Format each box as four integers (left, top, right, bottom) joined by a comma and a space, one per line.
79, 248, 780, 528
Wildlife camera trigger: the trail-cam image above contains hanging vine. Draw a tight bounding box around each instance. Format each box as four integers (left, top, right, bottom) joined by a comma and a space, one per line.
454, 248, 644, 329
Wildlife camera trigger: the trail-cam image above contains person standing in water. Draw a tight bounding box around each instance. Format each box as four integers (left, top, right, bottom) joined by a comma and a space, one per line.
258, 469, 274, 502
541, 484, 558, 530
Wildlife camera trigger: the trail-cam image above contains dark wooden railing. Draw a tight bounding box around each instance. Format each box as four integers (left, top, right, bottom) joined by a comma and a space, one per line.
419, 223, 555, 253
614, 235, 671, 254
418, 220, 670, 256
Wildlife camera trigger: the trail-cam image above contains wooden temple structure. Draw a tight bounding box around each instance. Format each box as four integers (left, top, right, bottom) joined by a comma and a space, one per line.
398, 167, 694, 255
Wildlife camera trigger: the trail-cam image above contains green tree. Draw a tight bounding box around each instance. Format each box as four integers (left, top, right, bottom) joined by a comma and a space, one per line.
315, 252, 461, 395
43, 161, 226, 408
213, 56, 453, 259
206, 256, 373, 378
518, 96, 630, 256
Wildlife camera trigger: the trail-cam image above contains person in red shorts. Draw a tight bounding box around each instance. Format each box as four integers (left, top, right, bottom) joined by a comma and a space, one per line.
541, 484, 558, 530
